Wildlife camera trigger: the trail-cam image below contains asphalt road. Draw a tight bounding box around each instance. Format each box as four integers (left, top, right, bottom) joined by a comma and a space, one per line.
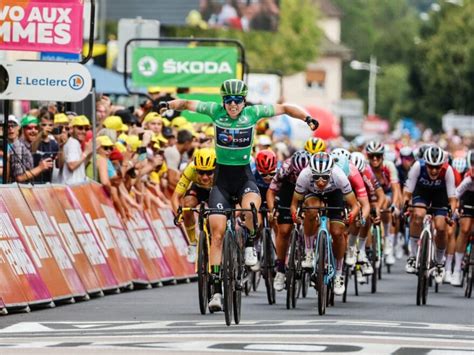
0, 260, 472, 354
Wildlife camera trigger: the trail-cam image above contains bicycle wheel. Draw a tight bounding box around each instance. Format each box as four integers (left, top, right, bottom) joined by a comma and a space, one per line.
263, 228, 276, 305
317, 231, 328, 316
302, 270, 310, 298
233, 235, 243, 325
342, 264, 350, 303
295, 234, 305, 301
416, 231, 430, 306
286, 228, 298, 310
222, 231, 234, 326
464, 250, 473, 298
371, 227, 378, 294
197, 231, 209, 315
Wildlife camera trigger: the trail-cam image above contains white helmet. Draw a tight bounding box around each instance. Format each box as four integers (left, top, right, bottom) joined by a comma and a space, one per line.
423, 146, 444, 166
310, 152, 334, 175
351, 152, 366, 173
331, 148, 351, 161
291, 150, 311, 173
365, 140, 385, 154
399, 146, 414, 158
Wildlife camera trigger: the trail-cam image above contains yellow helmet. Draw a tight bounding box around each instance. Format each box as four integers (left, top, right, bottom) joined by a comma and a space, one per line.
194, 148, 216, 171
304, 137, 326, 154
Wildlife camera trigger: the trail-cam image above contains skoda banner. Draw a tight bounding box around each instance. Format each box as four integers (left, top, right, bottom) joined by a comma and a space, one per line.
132, 47, 238, 87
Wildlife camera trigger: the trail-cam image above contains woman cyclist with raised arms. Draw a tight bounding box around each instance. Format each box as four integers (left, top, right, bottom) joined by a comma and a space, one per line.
162, 79, 318, 312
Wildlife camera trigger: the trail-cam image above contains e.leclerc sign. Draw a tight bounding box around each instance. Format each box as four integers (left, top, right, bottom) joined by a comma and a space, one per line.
0, 61, 92, 102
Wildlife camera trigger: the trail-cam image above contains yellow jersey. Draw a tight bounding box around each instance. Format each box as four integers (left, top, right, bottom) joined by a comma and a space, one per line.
175, 162, 213, 195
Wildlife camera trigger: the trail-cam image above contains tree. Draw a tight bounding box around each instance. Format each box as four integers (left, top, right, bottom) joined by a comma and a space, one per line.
172, 0, 322, 75
411, 0, 474, 127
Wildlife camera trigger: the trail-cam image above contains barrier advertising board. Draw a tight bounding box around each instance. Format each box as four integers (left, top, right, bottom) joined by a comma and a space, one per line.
132, 47, 238, 87
0, 0, 84, 53
0, 60, 92, 101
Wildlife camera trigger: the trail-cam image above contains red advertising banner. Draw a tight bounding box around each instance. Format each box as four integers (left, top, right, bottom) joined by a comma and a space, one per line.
88, 183, 149, 285
1, 186, 75, 301
127, 210, 174, 282
146, 209, 195, 279
56, 186, 119, 291
32, 185, 101, 294
20, 185, 87, 298
158, 208, 195, 276
0, 0, 85, 53
0, 192, 52, 306
70, 184, 133, 288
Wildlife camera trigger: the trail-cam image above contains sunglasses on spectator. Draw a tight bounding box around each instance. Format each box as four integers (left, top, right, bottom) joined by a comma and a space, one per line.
8, 124, 18, 129
41, 123, 54, 127
368, 153, 383, 160
75, 126, 89, 131
223, 95, 245, 105
197, 169, 215, 176
24, 125, 39, 131
426, 164, 441, 171
102, 146, 114, 151
312, 174, 331, 182
261, 172, 276, 178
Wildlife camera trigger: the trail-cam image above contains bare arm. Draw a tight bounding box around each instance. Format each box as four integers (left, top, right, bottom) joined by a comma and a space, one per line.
273, 104, 309, 121
167, 99, 201, 113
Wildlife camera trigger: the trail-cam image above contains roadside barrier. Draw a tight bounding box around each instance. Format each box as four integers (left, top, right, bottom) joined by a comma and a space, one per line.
0, 182, 195, 315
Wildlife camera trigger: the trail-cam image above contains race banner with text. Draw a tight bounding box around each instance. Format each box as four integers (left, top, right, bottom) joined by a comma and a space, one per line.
37, 186, 102, 294
20, 186, 87, 299
0, 0, 84, 53
0, 194, 51, 307
132, 47, 238, 87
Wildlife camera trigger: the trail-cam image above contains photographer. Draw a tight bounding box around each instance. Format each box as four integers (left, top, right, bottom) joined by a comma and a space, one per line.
32, 112, 59, 184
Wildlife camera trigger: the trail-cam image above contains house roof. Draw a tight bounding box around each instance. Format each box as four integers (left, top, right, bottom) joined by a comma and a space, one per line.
315, 0, 343, 18
320, 35, 352, 60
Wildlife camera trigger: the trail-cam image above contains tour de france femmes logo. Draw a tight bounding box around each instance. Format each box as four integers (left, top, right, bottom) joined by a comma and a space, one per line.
69, 74, 84, 90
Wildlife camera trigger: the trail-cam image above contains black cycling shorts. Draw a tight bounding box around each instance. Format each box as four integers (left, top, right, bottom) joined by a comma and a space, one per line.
304, 189, 345, 222
208, 163, 260, 215
184, 183, 211, 203
276, 180, 295, 225
413, 186, 449, 216
460, 191, 474, 217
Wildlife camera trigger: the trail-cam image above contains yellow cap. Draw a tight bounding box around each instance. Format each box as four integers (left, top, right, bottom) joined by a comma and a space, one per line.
115, 142, 126, 153
117, 132, 128, 142
143, 112, 163, 125
126, 135, 141, 152
149, 171, 160, 184
97, 135, 114, 147
71, 115, 90, 127
120, 124, 129, 132
172, 116, 188, 128
103, 115, 123, 131
152, 134, 168, 145
54, 113, 69, 124
162, 117, 171, 127
204, 125, 215, 137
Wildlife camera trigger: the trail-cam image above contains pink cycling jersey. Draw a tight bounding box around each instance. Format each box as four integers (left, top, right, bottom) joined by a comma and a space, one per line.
348, 163, 368, 199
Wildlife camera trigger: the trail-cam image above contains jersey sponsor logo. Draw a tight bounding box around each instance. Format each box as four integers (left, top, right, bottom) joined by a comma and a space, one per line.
216, 126, 253, 149
418, 177, 443, 187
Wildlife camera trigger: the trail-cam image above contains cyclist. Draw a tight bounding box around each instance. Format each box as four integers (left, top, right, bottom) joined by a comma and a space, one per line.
451, 150, 474, 286
267, 150, 311, 291
171, 148, 216, 263
365, 141, 401, 266
163, 79, 318, 311
403, 146, 457, 284
251, 149, 279, 271
304, 137, 326, 154
397, 146, 416, 187
290, 152, 359, 295
350, 152, 386, 277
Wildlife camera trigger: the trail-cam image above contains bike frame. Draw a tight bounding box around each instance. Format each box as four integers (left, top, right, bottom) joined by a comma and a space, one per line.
314, 215, 336, 285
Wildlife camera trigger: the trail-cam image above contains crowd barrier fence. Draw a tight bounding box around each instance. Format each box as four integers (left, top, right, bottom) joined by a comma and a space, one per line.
0, 182, 195, 315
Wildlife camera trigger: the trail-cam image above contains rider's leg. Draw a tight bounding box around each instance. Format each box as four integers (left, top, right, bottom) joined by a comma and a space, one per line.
454, 217, 472, 273
433, 215, 448, 264
409, 204, 427, 258
445, 223, 456, 275
303, 196, 319, 257
275, 223, 292, 272
183, 195, 199, 245
330, 221, 346, 275
241, 192, 262, 235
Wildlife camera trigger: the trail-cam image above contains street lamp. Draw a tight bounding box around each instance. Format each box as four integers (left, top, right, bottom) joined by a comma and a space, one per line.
350, 56, 380, 116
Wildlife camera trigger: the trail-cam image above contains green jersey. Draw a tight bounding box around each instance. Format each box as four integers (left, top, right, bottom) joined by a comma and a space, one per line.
196, 102, 275, 166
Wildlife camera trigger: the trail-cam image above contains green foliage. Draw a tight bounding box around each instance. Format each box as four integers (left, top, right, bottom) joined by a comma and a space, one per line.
376, 64, 412, 123
171, 0, 321, 75
413, 0, 474, 124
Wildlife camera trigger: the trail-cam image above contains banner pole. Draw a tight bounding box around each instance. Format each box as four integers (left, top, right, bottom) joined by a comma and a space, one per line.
2, 100, 10, 184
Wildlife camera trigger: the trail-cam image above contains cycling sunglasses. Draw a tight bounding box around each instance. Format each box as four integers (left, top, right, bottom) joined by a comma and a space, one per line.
197, 169, 215, 176
223, 95, 245, 105
261, 172, 276, 178
312, 174, 331, 181
368, 153, 383, 160
426, 164, 441, 170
